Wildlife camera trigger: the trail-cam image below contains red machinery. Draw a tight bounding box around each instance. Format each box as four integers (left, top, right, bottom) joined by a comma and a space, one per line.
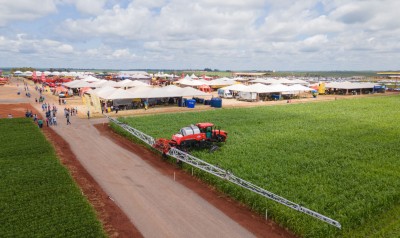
154, 122, 228, 154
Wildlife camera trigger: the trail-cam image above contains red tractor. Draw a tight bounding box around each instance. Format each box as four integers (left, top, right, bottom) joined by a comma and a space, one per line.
154, 122, 228, 154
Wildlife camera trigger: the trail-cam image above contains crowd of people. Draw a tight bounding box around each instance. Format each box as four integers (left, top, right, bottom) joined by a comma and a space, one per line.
11, 79, 86, 127
63, 107, 78, 125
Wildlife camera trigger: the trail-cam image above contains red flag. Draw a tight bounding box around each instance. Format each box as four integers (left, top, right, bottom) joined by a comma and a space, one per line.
41, 72, 45, 82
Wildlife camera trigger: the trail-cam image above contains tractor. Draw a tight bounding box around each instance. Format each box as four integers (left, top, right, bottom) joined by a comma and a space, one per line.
153, 122, 228, 154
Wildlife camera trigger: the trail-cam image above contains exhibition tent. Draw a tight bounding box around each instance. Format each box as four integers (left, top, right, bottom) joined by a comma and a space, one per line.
67, 80, 93, 88
287, 84, 314, 92
102, 89, 136, 100
82, 75, 100, 82
180, 87, 211, 97
220, 84, 249, 91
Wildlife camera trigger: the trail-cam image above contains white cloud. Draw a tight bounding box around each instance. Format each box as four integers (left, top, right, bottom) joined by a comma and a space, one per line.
60, 0, 108, 15
1, 0, 400, 70
61, 4, 153, 38
0, 34, 74, 55
0, 0, 57, 26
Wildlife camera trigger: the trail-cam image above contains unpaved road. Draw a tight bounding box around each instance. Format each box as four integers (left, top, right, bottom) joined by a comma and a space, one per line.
1, 79, 295, 237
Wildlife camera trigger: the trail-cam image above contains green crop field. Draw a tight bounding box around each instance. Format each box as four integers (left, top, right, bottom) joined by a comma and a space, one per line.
115, 95, 400, 237
0, 118, 105, 237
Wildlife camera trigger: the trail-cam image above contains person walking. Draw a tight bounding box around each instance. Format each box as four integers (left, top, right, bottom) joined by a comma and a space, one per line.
38, 119, 43, 128
52, 116, 57, 126
66, 113, 71, 125
87, 110, 90, 119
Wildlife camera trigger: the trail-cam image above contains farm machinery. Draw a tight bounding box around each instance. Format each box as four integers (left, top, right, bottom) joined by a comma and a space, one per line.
107, 116, 342, 229
153, 122, 228, 155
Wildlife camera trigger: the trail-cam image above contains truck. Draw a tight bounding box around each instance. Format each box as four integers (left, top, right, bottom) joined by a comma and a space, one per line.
217, 88, 233, 98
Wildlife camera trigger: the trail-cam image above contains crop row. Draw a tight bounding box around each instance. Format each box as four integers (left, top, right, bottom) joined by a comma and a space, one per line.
0, 118, 105, 237
117, 95, 400, 237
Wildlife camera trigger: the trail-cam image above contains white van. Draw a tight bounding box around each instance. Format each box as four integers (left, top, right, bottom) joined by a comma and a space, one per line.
217, 89, 233, 98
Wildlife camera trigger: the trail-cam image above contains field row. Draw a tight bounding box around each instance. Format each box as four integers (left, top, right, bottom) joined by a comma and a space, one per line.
117, 95, 400, 237
0, 118, 105, 237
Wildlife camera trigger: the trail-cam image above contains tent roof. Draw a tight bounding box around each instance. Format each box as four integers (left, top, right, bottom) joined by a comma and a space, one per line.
178, 79, 205, 86
93, 87, 118, 98
241, 83, 292, 93
207, 78, 236, 86
116, 79, 133, 87
128, 80, 150, 87
180, 87, 210, 97
127, 85, 210, 98
287, 84, 314, 91
82, 75, 100, 82
103, 89, 136, 100
220, 84, 248, 91
90, 79, 108, 88
67, 80, 93, 88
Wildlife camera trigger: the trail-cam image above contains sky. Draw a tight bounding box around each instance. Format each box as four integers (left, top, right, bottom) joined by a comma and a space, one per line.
0, 0, 399, 71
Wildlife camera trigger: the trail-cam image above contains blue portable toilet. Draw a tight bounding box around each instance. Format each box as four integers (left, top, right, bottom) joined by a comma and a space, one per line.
187, 99, 196, 108
210, 97, 222, 108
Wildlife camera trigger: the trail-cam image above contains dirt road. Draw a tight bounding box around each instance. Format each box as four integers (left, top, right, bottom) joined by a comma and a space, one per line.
1, 79, 295, 237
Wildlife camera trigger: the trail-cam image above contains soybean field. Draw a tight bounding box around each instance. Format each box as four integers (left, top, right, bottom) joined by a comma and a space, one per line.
0, 118, 105, 237
118, 95, 400, 237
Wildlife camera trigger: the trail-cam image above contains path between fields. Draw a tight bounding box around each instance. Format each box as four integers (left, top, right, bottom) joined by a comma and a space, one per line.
3, 79, 294, 237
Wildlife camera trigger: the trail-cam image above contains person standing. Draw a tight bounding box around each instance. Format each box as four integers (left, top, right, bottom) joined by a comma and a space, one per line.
52, 116, 57, 126
87, 110, 90, 119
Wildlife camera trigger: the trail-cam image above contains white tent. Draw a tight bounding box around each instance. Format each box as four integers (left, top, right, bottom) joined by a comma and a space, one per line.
128, 86, 156, 98
23, 71, 33, 77
248, 78, 269, 84
116, 79, 133, 88
93, 87, 118, 99
241, 83, 271, 93
43, 71, 52, 76
287, 84, 314, 92
82, 75, 100, 82
64, 80, 93, 88
63, 80, 81, 88
220, 84, 249, 91
130, 74, 151, 79
102, 89, 136, 100
100, 81, 119, 87
290, 78, 309, 85
208, 78, 236, 86
127, 85, 210, 98
178, 79, 206, 86
90, 80, 109, 88
240, 83, 292, 93
265, 83, 292, 92
180, 87, 210, 97
128, 80, 150, 87
274, 78, 294, 84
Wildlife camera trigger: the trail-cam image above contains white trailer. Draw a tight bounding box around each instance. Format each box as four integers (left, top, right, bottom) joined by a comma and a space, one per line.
238, 91, 257, 101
